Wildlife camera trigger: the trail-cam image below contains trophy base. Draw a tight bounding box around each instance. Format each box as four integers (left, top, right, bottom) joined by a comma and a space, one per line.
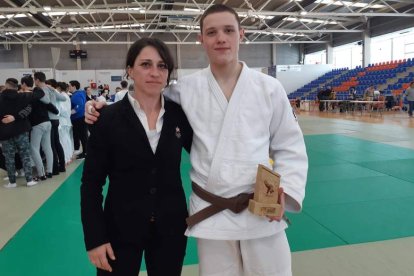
248, 199, 281, 217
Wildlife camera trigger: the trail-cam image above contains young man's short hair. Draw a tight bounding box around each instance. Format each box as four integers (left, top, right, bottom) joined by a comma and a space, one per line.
46, 79, 58, 88
21, 75, 34, 88
33, 71, 46, 82
199, 4, 241, 32
58, 82, 68, 91
5, 78, 18, 89
120, 80, 128, 89
69, 80, 80, 90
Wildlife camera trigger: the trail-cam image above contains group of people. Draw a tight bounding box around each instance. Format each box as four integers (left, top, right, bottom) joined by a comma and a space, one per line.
0, 73, 89, 187
87, 82, 131, 104
81, 4, 308, 276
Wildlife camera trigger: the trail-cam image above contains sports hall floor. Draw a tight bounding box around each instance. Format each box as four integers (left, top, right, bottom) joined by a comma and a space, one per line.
1, 109, 414, 276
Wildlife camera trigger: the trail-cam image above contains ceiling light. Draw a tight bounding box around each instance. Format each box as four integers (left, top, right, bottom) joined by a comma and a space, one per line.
43, 6, 51, 11
314, 0, 384, 9
184, 8, 201, 12
300, 11, 308, 15
82, 41, 87, 44
0, 14, 27, 19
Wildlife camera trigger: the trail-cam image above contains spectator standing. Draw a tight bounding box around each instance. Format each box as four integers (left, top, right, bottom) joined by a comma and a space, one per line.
57, 82, 74, 164
69, 80, 88, 159
405, 81, 414, 117
114, 80, 129, 103
28, 75, 55, 180
0, 78, 44, 187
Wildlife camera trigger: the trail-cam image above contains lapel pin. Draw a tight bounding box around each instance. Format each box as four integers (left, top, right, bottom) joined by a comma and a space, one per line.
175, 127, 181, 138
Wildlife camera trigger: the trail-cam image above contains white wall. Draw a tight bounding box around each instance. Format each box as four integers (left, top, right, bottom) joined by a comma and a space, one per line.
56, 69, 127, 95
0, 68, 127, 95
276, 64, 334, 94
0, 66, 325, 96
0, 68, 53, 85
56, 69, 96, 92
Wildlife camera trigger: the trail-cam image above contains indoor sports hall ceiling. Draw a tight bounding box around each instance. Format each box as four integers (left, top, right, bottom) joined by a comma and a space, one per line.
1, 0, 414, 46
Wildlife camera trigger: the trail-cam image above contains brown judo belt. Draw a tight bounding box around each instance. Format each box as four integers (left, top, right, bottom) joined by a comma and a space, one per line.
186, 182, 254, 228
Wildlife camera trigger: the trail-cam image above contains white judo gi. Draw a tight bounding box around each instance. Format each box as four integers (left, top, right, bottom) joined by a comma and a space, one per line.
165, 62, 308, 275
57, 92, 74, 164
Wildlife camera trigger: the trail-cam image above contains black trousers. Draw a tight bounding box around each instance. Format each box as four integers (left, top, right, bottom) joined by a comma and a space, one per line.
50, 119, 65, 172
97, 223, 187, 276
72, 117, 88, 154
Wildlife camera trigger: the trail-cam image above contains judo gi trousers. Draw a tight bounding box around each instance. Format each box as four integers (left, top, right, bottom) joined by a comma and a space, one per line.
197, 231, 291, 276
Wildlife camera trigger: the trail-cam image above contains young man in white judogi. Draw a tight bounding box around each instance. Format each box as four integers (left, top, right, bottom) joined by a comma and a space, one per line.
85, 4, 307, 276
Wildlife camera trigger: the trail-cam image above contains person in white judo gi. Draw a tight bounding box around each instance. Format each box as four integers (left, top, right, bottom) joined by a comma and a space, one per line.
85, 4, 308, 276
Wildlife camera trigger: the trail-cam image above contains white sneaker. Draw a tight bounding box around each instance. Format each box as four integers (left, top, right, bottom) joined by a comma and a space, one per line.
17, 170, 25, 177
26, 180, 38, 187
4, 183, 17, 188
3, 176, 9, 181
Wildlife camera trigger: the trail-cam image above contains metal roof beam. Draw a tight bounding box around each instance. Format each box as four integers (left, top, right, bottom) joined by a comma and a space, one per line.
0, 40, 330, 45
1, 27, 364, 34
2, 7, 414, 17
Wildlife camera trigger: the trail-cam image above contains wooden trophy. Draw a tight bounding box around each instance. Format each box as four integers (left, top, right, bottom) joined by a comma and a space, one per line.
248, 164, 282, 216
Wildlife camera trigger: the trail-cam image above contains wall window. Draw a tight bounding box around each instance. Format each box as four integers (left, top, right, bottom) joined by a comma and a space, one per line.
304, 50, 326, 64
333, 43, 362, 69
371, 28, 414, 63
371, 39, 392, 64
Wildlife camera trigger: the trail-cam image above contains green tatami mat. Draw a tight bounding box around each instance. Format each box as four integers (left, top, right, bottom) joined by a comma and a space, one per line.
307, 163, 385, 183
305, 196, 414, 244
1, 134, 414, 275
306, 134, 414, 161
0, 165, 94, 276
304, 176, 414, 207
358, 159, 414, 183
306, 149, 348, 166
286, 212, 347, 252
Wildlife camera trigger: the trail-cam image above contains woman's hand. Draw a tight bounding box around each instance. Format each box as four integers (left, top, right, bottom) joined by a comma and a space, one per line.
85, 100, 106, 124
87, 242, 116, 272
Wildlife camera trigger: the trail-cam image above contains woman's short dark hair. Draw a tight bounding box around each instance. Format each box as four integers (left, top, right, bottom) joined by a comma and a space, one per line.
125, 38, 175, 85
200, 4, 240, 33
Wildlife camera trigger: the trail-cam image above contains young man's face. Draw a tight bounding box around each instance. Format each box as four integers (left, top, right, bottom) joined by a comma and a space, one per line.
199, 11, 244, 67
68, 84, 75, 92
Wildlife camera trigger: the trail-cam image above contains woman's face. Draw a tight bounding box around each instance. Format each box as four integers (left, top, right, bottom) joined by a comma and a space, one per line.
127, 46, 169, 97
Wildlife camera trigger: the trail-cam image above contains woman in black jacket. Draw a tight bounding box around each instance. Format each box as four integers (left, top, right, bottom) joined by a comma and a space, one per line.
81, 38, 192, 276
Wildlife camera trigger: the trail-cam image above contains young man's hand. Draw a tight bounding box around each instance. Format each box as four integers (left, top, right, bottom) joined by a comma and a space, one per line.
2, 115, 15, 124
267, 187, 285, 222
